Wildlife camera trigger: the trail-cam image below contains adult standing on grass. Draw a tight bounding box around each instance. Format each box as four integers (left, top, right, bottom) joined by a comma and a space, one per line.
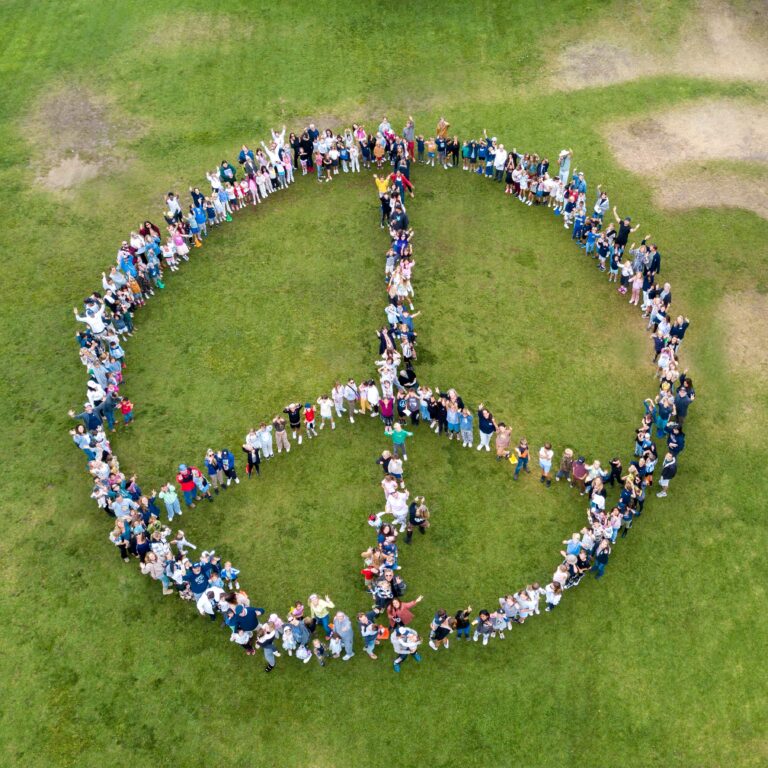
477, 403, 496, 452
68, 403, 103, 432
386, 596, 424, 629
357, 611, 380, 660
332, 611, 355, 661
308, 594, 335, 637
613, 207, 641, 253
656, 452, 677, 498
176, 464, 197, 508
391, 626, 422, 672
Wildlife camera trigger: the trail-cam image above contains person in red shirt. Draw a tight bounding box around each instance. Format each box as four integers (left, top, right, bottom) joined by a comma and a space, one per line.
388, 171, 414, 199
176, 464, 198, 508
119, 397, 134, 425
304, 402, 317, 439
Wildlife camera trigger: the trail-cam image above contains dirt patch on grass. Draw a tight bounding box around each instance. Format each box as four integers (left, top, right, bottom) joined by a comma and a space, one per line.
23, 84, 139, 191
654, 168, 768, 221
607, 100, 768, 172
720, 291, 768, 379
605, 99, 768, 218
555, 1, 768, 89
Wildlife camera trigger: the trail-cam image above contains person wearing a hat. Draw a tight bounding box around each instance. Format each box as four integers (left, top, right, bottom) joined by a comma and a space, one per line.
183, 562, 209, 599
557, 148, 573, 183
391, 626, 421, 672
613, 206, 641, 252
176, 464, 197, 508
218, 448, 239, 485
572, 456, 588, 494
303, 402, 317, 439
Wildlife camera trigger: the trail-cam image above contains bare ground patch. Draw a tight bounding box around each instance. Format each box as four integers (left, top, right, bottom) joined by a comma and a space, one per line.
23, 84, 141, 192
554, 0, 768, 89
654, 167, 768, 221
606, 100, 768, 172
605, 98, 768, 218
720, 291, 768, 380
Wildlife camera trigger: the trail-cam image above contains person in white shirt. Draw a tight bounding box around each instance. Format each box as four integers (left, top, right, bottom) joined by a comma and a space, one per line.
527, 583, 546, 615
385, 489, 410, 532
539, 442, 555, 487
545, 582, 563, 611
367, 381, 380, 416
493, 144, 508, 181
316, 395, 335, 430
197, 587, 224, 621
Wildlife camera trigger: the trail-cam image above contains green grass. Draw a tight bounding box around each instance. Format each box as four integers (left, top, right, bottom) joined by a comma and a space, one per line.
1, 1, 767, 767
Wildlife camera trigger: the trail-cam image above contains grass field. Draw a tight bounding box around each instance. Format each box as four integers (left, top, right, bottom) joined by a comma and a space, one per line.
1, 1, 767, 766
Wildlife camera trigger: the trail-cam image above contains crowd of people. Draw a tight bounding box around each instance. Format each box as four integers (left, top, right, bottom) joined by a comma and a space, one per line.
68, 113, 695, 672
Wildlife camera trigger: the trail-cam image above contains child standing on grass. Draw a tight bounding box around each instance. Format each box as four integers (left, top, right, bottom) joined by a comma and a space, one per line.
304, 402, 317, 439
317, 394, 335, 430
119, 397, 134, 426
512, 438, 530, 479
221, 561, 240, 590
472, 610, 493, 646
545, 582, 562, 611
539, 442, 554, 486
454, 606, 472, 640
388, 422, 413, 460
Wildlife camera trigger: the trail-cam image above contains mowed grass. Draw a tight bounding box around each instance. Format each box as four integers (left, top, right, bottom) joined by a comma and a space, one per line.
0, 1, 767, 767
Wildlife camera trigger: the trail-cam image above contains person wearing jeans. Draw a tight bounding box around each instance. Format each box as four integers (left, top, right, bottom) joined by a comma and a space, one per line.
477, 404, 496, 452
591, 540, 612, 579
357, 611, 379, 659
308, 594, 334, 636
158, 483, 182, 522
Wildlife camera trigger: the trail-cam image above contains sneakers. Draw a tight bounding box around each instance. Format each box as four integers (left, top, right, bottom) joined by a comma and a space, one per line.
429, 640, 438, 651
342, 653, 354, 661
227, 478, 232, 486
393, 662, 401, 672
656, 491, 667, 498
298, 435, 303, 445
413, 653, 421, 662
482, 636, 489, 646
234, 477, 239, 484
349, 417, 355, 424
403, 454, 407, 461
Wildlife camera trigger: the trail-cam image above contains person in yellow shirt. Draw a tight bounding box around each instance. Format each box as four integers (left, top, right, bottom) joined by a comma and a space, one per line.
373, 174, 390, 197
309, 593, 335, 636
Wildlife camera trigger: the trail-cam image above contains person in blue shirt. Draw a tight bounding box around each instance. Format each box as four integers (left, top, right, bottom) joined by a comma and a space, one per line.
218, 449, 239, 486
459, 407, 474, 448
68, 403, 103, 431
477, 403, 497, 452
184, 563, 209, 598
585, 225, 599, 256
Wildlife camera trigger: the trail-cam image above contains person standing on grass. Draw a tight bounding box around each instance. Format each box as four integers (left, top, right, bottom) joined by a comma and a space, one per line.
256, 422, 274, 459
176, 464, 197, 508
656, 452, 677, 498
512, 438, 531, 480
591, 539, 612, 579
204, 449, 227, 494
539, 442, 554, 486
308, 594, 335, 637
332, 611, 355, 661
388, 422, 413, 460
157, 483, 182, 522
357, 611, 380, 659
545, 582, 562, 611
283, 402, 304, 445
459, 407, 474, 448
218, 448, 239, 485
391, 626, 422, 672
343, 379, 360, 423
495, 423, 512, 461
477, 403, 496, 452
257, 623, 281, 673
429, 610, 455, 651
272, 414, 290, 454
241, 441, 261, 478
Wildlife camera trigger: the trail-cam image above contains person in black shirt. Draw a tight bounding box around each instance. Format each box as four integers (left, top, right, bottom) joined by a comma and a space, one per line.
612, 206, 641, 251
283, 403, 304, 444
